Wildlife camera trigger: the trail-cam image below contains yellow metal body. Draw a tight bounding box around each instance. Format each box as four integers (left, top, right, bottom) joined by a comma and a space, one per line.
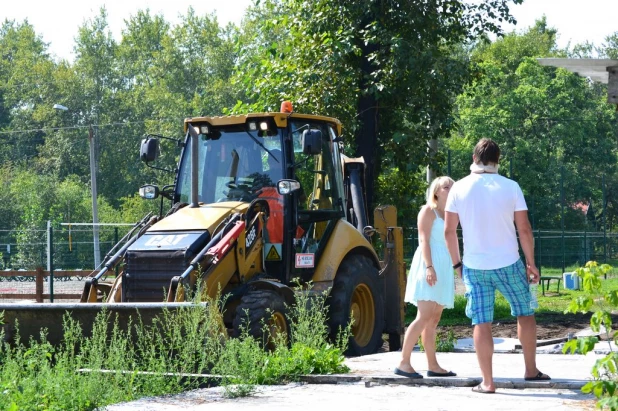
185, 113, 342, 137
374, 206, 406, 340
153, 202, 248, 231
311, 219, 379, 284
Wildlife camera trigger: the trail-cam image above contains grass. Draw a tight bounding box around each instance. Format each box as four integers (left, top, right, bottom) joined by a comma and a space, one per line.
404, 269, 618, 326
0, 285, 350, 409
537, 272, 618, 313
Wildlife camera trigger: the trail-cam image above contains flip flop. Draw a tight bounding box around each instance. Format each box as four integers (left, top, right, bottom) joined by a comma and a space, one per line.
524, 371, 551, 381
471, 384, 495, 394
427, 370, 457, 377
393, 367, 423, 379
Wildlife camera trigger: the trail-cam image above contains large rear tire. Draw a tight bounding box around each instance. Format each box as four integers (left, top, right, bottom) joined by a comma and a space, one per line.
232, 289, 289, 350
327, 255, 384, 356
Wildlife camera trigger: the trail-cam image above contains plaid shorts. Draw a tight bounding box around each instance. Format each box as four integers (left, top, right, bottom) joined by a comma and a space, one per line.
462, 259, 533, 325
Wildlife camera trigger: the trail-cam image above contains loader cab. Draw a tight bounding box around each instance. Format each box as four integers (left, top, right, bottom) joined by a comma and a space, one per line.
143, 112, 346, 285
175, 123, 283, 205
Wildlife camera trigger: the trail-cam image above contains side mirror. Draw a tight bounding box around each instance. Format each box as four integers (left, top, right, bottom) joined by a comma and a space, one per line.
301, 129, 322, 155
139, 184, 160, 200
140, 138, 160, 162
277, 179, 301, 196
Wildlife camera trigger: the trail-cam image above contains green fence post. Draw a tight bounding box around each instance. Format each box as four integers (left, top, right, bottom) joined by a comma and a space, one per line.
114, 227, 119, 277
538, 229, 542, 276
561, 165, 565, 274
603, 174, 607, 263
47, 221, 54, 303
584, 224, 587, 264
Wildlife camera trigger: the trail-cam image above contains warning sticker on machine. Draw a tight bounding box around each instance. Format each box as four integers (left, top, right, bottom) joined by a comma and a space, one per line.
295, 253, 315, 268
265, 244, 282, 261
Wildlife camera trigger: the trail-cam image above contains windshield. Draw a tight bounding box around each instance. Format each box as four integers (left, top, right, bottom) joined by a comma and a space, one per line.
176, 129, 283, 204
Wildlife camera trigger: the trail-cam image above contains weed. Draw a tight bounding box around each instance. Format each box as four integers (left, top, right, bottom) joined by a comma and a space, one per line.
212, 284, 350, 398
436, 329, 457, 352
0, 281, 351, 407
562, 261, 617, 411
416, 328, 457, 353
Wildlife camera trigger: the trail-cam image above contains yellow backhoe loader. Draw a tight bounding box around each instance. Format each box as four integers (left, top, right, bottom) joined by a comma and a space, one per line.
1, 102, 406, 356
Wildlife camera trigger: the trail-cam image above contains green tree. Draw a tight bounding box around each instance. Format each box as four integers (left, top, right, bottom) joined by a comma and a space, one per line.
114, 8, 240, 193
235, 0, 522, 213
0, 20, 57, 163
453, 19, 618, 230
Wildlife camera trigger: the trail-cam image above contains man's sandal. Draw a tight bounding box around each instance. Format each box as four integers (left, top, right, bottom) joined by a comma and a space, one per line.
471, 384, 495, 394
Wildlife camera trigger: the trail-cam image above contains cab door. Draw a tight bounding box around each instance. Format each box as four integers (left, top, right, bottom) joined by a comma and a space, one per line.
289, 121, 344, 281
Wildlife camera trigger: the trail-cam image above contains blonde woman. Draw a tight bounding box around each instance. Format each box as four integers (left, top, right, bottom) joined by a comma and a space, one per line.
394, 176, 456, 379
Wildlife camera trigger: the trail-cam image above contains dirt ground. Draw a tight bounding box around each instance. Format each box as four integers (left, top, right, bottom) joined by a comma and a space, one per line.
439, 312, 617, 341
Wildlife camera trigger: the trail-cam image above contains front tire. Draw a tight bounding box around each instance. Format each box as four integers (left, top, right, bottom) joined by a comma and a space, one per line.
327, 255, 384, 356
232, 289, 289, 350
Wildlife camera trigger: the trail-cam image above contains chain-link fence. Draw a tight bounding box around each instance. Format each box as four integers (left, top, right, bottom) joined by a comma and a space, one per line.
0, 223, 133, 302
404, 227, 618, 274
0, 224, 133, 271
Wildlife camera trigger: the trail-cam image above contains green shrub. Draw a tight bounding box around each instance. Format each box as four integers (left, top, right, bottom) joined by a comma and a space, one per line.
563, 261, 618, 411
213, 285, 350, 398
0, 283, 351, 407
417, 328, 457, 353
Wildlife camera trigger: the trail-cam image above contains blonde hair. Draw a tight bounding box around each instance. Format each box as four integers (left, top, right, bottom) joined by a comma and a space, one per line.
426, 176, 455, 209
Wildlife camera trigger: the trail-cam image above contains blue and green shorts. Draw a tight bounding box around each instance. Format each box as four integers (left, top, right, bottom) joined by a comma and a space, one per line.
462, 259, 533, 325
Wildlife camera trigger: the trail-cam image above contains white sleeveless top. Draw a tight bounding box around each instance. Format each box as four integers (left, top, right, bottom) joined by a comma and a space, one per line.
404, 209, 455, 308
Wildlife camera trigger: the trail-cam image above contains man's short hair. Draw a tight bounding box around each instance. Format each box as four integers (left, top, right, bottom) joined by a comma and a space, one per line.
474, 138, 500, 165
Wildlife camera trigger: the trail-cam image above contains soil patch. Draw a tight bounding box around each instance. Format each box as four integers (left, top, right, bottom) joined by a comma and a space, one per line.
439, 312, 618, 341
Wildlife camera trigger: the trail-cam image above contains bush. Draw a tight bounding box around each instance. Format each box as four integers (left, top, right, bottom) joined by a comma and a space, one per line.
0, 284, 351, 407
563, 261, 618, 411
213, 284, 350, 397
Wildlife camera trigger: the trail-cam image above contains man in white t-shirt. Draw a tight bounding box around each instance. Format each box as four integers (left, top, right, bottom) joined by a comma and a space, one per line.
444, 138, 550, 394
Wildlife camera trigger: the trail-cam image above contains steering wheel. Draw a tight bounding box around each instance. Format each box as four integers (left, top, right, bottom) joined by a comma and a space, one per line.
222, 178, 260, 202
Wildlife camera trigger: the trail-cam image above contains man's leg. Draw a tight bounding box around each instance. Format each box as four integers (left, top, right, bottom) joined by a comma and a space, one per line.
518, 315, 542, 378
462, 265, 496, 391
493, 260, 549, 380
473, 322, 495, 391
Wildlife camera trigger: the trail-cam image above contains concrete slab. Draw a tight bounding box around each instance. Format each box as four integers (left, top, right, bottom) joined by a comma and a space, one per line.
455, 337, 518, 352
345, 350, 603, 389
106, 382, 596, 411
105, 350, 602, 410
455, 337, 616, 354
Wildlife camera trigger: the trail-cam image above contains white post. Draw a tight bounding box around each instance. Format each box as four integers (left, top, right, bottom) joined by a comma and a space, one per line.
53, 103, 101, 269
89, 125, 101, 269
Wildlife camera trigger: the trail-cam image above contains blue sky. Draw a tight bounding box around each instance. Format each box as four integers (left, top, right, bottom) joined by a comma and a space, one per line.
2, 0, 617, 62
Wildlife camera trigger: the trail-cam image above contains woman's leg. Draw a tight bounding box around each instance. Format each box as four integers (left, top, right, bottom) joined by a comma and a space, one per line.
397, 301, 435, 373
421, 303, 448, 373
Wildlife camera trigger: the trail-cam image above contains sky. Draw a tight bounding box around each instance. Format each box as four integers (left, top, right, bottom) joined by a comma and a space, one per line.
1, 0, 617, 62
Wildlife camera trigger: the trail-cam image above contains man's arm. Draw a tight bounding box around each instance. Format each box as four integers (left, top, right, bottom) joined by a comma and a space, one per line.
444, 211, 462, 278
514, 210, 539, 283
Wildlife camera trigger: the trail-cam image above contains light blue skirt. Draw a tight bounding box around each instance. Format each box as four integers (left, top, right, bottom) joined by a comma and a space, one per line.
404, 243, 455, 308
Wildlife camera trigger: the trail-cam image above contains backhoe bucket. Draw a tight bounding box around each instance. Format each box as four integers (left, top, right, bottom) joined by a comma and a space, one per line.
0, 302, 208, 346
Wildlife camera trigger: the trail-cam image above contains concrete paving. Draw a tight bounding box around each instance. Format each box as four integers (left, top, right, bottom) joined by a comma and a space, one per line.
104, 339, 607, 410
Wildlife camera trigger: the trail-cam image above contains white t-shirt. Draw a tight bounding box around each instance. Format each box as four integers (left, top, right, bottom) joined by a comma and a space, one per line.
445, 173, 527, 270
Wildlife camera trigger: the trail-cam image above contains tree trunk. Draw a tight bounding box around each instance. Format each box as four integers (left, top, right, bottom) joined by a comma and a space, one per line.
355, 93, 378, 212
355, 35, 379, 213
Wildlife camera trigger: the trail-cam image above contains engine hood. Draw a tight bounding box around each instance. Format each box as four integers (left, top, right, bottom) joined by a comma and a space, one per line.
148, 201, 249, 232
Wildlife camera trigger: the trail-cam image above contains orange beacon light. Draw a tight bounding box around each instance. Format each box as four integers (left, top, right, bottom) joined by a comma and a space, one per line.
280, 101, 293, 113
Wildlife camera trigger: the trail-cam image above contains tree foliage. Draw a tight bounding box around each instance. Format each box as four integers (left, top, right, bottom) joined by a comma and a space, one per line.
0, 6, 617, 269
452, 19, 618, 229
234, 0, 522, 213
